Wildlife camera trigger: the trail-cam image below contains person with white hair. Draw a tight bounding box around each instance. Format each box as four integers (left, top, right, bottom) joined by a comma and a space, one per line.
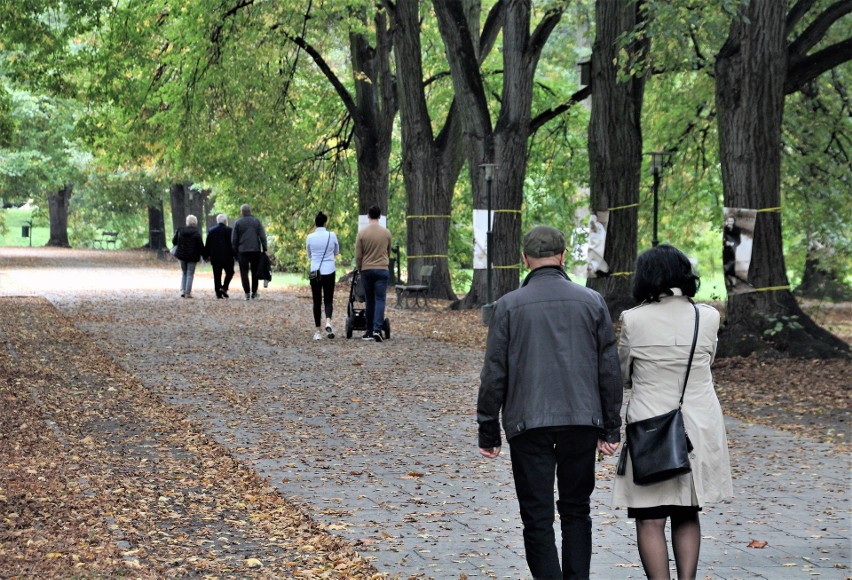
204, 213, 235, 298
172, 214, 204, 298
231, 204, 268, 300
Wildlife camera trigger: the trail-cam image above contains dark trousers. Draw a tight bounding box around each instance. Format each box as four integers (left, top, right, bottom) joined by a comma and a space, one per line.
509, 426, 599, 580
361, 268, 389, 334
237, 252, 261, 294
212, 260, 234, 296
309, 272, 336, 327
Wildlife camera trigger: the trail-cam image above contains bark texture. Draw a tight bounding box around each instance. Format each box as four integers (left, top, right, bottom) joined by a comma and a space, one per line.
586, 0, 648, 319
46, 184, 72, 248
715, 0, 849, 358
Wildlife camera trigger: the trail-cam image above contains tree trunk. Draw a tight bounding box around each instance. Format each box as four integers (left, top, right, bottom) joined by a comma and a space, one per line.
586, 0, 648, 319
715, 0, 848, 358
436, 0, 562, 308
147, 202, 166, 250
797, 256, 851, 301
187, 188, 206, 225
388, 0, 463, 301
350, 10, 395, 216
46, 183, 72, 248
169, 182, 188, 234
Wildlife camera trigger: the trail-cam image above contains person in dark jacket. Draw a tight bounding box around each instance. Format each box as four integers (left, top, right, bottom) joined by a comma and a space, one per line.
231, 203, 268, 300
172, 214, 204, 298
204, 214, 235, 299
477, 225, 623, 579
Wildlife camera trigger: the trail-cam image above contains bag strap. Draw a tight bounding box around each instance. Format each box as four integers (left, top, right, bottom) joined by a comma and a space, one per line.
678, 302, 700, 408
315, 232, 332, 269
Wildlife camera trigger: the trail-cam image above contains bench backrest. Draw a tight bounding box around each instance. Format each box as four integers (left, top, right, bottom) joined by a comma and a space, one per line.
417, 265, 434, 285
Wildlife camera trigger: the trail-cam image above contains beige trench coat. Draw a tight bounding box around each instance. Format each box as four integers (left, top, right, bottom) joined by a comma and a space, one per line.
612, 294, 733, 509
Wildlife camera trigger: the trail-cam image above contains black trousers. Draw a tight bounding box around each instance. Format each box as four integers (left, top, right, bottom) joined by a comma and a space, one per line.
211, 260, 234, 296
237, 252, 261, 294
509, 426, 599, 580
309, 272, 336, 327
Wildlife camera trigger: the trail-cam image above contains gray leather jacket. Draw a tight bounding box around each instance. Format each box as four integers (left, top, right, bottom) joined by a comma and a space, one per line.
477, 266, 623, 448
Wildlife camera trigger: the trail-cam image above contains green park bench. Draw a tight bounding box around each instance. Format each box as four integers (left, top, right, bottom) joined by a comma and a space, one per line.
93, 231, 118, 249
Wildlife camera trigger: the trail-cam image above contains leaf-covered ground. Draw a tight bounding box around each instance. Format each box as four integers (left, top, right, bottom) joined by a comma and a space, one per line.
398, 300, 851, 452
0, 247, 849, 577
0, 296, 381, 578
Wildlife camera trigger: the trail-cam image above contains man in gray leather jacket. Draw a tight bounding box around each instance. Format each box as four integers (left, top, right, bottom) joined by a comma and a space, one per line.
477, 225, 622, 579
231, 204, 268, 300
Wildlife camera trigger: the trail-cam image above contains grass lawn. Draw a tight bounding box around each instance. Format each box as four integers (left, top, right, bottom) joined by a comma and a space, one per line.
1, 208, 52, 247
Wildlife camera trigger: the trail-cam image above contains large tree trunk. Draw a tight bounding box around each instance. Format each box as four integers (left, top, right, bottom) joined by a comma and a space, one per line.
797, 255, 851, 301
436, 0, 562, 308
147, 202, 166, 250
169, 182, 188, 234
350, 9, 395, 216
46, 183, 72, 248
187, 188, 206, 225
586, 0, 648, 319
388, 0, 460, 300
715, 0, 848, 359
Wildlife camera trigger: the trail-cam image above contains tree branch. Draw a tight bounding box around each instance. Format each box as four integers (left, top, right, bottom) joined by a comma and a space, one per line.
480, 0, 506, 59
786, 38, 852, 94
788, 0, 852, 64
786, 0, 819, 35
528, 5, 565, 66
529, 85, 590, 133
275, 28, 359, 120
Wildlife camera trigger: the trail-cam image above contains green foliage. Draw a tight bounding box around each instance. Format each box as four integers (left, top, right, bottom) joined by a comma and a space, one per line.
762, 313, 804, 337
781, 66, 851, 287
0, 81, 91, 203
0, 0, 848, 309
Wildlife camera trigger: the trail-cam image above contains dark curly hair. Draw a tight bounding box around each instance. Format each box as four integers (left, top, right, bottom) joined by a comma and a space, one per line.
631, 244, 700, 303
315, 212, 328, 227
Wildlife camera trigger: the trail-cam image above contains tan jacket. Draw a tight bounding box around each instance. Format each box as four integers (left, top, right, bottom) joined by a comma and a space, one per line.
612, 295, 733, 508
355, 223, 391, 271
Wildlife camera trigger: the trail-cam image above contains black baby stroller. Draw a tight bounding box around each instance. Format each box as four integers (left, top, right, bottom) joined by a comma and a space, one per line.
345, 270, 391, 339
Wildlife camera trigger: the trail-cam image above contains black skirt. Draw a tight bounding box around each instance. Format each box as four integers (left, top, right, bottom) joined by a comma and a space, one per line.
627, 504, 702, 520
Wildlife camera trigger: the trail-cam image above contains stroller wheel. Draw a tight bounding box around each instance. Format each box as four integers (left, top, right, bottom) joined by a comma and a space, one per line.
382, 317, 390, 339
345, 316, 353, 339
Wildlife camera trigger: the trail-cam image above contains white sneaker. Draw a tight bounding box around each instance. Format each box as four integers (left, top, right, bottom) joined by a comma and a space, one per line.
325, 323, 334, 339
313, 331, 323, 340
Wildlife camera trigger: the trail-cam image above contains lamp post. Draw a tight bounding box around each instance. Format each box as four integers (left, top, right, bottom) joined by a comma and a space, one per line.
481, 163, 497, 325
647, 151, 670, 247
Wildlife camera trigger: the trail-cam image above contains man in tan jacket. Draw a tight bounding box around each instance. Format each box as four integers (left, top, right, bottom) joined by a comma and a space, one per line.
355, 205, 392, 342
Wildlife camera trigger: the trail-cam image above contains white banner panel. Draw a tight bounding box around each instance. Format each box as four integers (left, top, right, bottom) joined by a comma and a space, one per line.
358, 214, 388, 230
473, 209, 494, 270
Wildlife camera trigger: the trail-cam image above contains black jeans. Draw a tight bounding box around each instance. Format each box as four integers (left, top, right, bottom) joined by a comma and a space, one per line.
212, 260, 234, 296
309, 272, 336, 327
509, 426, 599, 580
237, 252, 261, 294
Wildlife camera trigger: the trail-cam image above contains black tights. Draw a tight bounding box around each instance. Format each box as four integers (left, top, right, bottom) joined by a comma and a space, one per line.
635, 511, 700, 579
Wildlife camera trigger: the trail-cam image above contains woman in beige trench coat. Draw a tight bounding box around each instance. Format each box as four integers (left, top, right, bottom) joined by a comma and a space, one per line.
612, 245, 733, 579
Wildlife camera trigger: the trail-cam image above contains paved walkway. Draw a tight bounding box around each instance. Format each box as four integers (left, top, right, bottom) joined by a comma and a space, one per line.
2, 248, 849, 578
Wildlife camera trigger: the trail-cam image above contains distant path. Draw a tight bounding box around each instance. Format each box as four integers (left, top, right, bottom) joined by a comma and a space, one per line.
2, 247, 849, 578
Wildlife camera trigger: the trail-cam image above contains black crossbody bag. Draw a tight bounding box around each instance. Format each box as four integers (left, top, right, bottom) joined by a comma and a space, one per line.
617, 303, 699, 485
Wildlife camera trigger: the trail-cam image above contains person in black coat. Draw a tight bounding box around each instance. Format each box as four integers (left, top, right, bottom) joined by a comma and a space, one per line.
172, 214, 204, 298
204, 214, 235, 298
